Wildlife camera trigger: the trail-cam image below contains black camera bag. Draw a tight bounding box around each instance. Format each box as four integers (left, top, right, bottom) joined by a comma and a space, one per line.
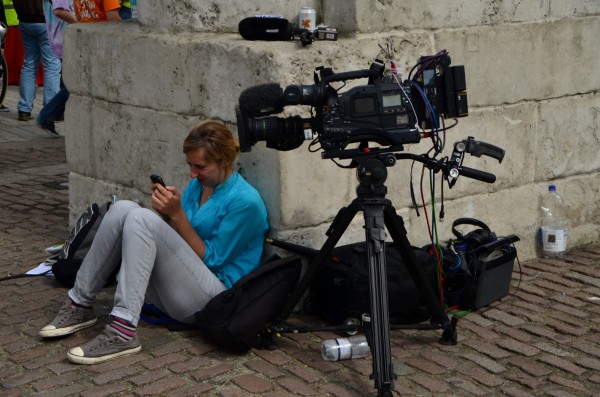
305, 242, 437, 325
443, 218, 519, 310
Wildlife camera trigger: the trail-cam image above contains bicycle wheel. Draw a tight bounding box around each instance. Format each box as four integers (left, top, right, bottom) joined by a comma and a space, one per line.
0, 52, 7, 108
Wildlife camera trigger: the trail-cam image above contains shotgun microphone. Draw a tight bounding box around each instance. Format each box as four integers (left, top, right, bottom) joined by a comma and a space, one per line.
238, 83, 285, 116
238, 16, 293, 41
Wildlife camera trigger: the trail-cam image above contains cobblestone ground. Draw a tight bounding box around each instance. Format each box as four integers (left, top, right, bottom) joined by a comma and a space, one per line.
1, 86, 600, 396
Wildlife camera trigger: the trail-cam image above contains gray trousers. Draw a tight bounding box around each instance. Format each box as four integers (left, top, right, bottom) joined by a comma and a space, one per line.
68, 200, 227, 326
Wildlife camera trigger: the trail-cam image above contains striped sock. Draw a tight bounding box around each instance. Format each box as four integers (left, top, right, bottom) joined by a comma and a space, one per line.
71, 300, 92, 310
110, 316, 137, 342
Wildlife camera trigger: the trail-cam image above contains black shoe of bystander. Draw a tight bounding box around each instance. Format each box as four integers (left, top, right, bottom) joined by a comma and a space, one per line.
18, 111, 32, 121
36, 120, 59, 136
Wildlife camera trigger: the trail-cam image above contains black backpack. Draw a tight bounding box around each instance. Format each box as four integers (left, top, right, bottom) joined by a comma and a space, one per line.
194, 255, 302, 352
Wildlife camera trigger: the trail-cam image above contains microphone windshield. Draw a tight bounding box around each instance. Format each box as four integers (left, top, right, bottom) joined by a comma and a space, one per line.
238, 83, 284, 116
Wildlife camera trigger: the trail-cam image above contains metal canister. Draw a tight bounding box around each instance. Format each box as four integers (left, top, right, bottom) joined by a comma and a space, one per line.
299, 7, 316, 30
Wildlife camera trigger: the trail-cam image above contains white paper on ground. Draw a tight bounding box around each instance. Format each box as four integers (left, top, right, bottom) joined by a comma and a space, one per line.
27, 262, 53, 276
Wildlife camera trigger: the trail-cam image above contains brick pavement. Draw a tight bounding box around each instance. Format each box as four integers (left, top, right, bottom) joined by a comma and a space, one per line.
1, 85, 600, 396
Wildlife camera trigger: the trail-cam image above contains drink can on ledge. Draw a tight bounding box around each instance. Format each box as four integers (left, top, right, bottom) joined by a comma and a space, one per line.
299, 7, 316, 30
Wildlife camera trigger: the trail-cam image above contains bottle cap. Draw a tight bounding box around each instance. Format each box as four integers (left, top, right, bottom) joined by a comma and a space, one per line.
549, 184, 556, 192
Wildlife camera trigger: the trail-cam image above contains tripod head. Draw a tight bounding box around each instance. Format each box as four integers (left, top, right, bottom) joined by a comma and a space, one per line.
355, 154, 395, 197
344, 136, 504, 200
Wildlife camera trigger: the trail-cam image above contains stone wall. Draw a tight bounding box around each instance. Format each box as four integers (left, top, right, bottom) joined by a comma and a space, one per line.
63, 1, 600, 260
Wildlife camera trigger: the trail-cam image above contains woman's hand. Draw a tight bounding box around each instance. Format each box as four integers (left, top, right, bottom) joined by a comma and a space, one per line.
151, 183, 206, 259
151, 184, 183, 220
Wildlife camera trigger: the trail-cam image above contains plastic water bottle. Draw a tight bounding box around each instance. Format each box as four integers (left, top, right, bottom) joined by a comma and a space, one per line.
541, 184, 568, 258
321, 335, 370, 361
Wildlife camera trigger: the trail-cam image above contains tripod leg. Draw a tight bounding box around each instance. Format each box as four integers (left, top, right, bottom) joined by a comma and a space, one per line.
272, 201, 361, 327
383, 203, 457, 345
363, 203, 395, 395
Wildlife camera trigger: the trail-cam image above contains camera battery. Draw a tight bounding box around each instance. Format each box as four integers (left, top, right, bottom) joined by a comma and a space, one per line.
316, 27, 338, 41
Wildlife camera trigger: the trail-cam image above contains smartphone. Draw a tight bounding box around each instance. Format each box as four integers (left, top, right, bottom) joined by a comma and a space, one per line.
150, 174, 166, 187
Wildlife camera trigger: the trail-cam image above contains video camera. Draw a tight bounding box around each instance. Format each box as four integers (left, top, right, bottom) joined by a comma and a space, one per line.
236, 50, 468, 158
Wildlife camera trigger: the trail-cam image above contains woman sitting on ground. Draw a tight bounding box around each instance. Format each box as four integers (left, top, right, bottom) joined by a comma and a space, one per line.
39, 120, 269, 364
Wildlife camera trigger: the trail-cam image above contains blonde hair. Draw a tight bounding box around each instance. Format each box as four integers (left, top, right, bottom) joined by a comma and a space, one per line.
183, 120, 239, 168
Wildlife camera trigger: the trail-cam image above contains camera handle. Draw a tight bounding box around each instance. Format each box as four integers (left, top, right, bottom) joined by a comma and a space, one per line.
270, 156, 457, 397
446, 136, 504, 187
317, 59, 385, 85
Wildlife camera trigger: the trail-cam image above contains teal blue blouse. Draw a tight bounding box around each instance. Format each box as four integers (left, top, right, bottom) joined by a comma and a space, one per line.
181, 172, 268, 288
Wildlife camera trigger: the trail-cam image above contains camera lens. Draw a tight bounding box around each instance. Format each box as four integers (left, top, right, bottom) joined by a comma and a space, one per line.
256, 116, 307, 151
237, 112, 308, 152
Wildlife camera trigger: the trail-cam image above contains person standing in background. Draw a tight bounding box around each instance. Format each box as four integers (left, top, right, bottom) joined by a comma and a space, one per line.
36, 0, 75, 135
2, 0, 44, 88
13, 0, 60, 121
73, 0, 120, 22
38, 0, 121, 133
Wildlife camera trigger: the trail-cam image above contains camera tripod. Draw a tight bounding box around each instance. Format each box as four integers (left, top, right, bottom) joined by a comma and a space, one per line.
268, 152, 460, 397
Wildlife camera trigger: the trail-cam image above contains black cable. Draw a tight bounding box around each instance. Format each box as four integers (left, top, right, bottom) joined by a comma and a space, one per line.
409, 160, 420, 216
0, 272, 50, 282
439, 171, 445, 221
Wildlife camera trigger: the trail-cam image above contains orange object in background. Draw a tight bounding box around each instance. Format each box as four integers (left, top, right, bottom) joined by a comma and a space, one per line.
4, 25, 44, 86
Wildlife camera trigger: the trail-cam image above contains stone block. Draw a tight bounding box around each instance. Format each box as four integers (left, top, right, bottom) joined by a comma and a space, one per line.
63, 23, 435, 120
65, 94, 193, 186
64, 24, 251, 121
440, 102, 538, 197
67, 173, 143, 226
436, 17, 600, 106
536, 93, 600, 180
